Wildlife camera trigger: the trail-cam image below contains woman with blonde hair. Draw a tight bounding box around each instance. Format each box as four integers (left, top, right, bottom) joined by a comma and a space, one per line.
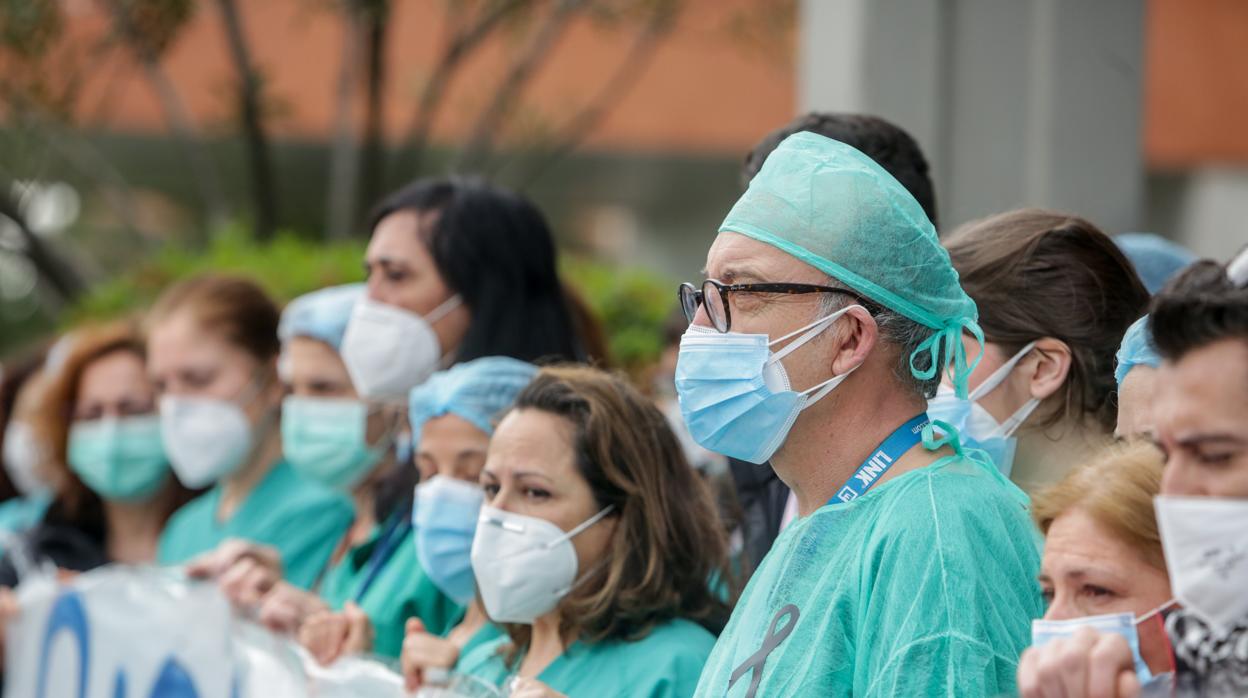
1027, 442, 1173, 681
0, 321, 197, 584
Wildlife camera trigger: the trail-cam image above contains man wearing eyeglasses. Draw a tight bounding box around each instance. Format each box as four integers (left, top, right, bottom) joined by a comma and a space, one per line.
683, 132, 1043, 698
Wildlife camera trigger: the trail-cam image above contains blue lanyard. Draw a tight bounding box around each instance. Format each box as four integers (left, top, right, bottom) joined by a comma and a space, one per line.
354, 511, 411, 603
830, 413, 929, 505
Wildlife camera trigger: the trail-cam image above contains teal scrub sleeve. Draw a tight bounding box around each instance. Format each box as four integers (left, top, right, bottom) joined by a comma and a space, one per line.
271, 497, 354, 589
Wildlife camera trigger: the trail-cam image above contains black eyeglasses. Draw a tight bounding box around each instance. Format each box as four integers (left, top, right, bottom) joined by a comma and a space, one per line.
678, 279, 874, 333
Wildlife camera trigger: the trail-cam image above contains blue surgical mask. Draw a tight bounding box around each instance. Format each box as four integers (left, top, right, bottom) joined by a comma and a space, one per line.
925, 341, 1039, 477
1031, 611, 1155, 684
674, 306, 861, 464
282, 396, 388, 490
67, 415, 169, 502
414, 475, 484, 605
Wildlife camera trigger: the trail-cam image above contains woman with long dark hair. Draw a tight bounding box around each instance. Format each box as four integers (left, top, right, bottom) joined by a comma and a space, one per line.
339, 177, 605, 402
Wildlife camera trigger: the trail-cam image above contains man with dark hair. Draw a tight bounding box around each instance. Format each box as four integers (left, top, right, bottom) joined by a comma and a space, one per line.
1019, 247, 1248, 698
731, 113, 942, 577
741, 112, 939, 228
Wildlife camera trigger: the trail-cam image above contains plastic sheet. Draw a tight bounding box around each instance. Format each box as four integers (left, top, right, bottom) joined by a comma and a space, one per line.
3, 564, 416, 698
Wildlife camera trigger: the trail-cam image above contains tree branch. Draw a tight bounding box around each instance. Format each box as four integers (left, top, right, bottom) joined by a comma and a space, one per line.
359, 0, 389, 215
215, 0, 278, 240
453, 0, 590, 173
326, 1, 365, 239
98, 0, 230, 229
515, 2, 678, 186
395, 0, 534, 176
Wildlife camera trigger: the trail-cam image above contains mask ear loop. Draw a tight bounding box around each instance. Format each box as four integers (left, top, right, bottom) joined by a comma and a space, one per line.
426, 295, 464, 369
548, 505, 617, 596
968, 340, 1039, 402
766, 305, 861, 358
426, 295, 463, 324
768, 306, 866, 405
550, 504, 616, 548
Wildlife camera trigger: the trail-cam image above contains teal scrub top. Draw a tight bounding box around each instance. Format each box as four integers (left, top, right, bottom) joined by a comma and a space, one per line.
694, 453, 1044, 698
457, 618, 716, 697
318, 516, 464, 658
157, 459, 353, 589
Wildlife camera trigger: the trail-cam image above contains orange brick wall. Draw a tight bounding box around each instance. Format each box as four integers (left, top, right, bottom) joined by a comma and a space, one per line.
1145, 0, 1248, 167
54, 0, 796, 156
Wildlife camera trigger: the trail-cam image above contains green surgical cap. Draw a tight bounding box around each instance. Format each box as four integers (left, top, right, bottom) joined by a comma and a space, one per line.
720, 131, 983, 397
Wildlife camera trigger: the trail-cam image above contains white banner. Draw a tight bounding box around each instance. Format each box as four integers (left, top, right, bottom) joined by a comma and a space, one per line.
3, 566, 410, 698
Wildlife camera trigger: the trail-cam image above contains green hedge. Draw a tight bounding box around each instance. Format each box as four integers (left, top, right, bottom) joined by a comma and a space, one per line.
67, 228, 675, 372
66, 226, 366, 324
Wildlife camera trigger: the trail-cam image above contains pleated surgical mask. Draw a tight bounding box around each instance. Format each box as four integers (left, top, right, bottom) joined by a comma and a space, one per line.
674, 306, 861, 464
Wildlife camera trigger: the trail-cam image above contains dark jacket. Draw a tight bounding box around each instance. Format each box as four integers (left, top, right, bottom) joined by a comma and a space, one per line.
728, 458, 790, 579
0, 500, 109, 587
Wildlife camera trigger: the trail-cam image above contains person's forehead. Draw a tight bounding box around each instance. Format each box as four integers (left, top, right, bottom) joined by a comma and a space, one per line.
1156, 340, 1248, 428
286, 337, 345, 372
487, 410, 573, 472
705, 232, 825, 282
80, 352, 147, 395
1044, 509, 1139, 572
367, 211, 423, 258
149, 313, 233, 365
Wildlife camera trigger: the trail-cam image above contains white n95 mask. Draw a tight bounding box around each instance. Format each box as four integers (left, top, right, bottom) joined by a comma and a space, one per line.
3, 421, 50, 498
470, 504, 614, 625
1156, 495, 1248, 633
160, 395, 255, 488
340, 296, 463, 401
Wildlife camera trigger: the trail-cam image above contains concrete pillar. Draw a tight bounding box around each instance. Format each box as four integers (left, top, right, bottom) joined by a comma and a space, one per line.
800, 0, 1146, 234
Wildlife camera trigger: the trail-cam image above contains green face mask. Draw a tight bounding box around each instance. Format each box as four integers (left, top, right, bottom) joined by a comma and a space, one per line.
281, 396, 387, 490
67, 415, 170, 502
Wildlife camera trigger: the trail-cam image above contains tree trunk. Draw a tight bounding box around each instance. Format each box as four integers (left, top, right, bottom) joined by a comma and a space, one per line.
99, 0, 230, 231
326, 4, 364, 240
215, 0, 279, 241
359, 0, 389, 222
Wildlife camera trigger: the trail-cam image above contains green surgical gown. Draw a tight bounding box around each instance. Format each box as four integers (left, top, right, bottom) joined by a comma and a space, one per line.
318, 518, 464, 658
458, 618, 715, 697
157, 459, 353, 589
693, 453, 1044, 697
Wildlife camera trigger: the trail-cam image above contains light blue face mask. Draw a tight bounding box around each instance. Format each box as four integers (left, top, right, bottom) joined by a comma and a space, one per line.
675, 306, 861, 464
67, 415, 169, 502
1031, 610, 1159, 684
925, 341, 1039, 477
282, 396, 389, 490
413, 475, 484, 606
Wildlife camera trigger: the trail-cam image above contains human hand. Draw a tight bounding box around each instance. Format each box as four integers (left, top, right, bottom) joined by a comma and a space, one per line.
186, 538, 283, 583
257, 581, 328, 635
400, 617, 461, 692
1017, 626, 1140, 698
298, 602, 373, 666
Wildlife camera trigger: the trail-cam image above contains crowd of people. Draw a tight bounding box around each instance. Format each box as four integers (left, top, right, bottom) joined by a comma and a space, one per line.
0, 111, 1244, 697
